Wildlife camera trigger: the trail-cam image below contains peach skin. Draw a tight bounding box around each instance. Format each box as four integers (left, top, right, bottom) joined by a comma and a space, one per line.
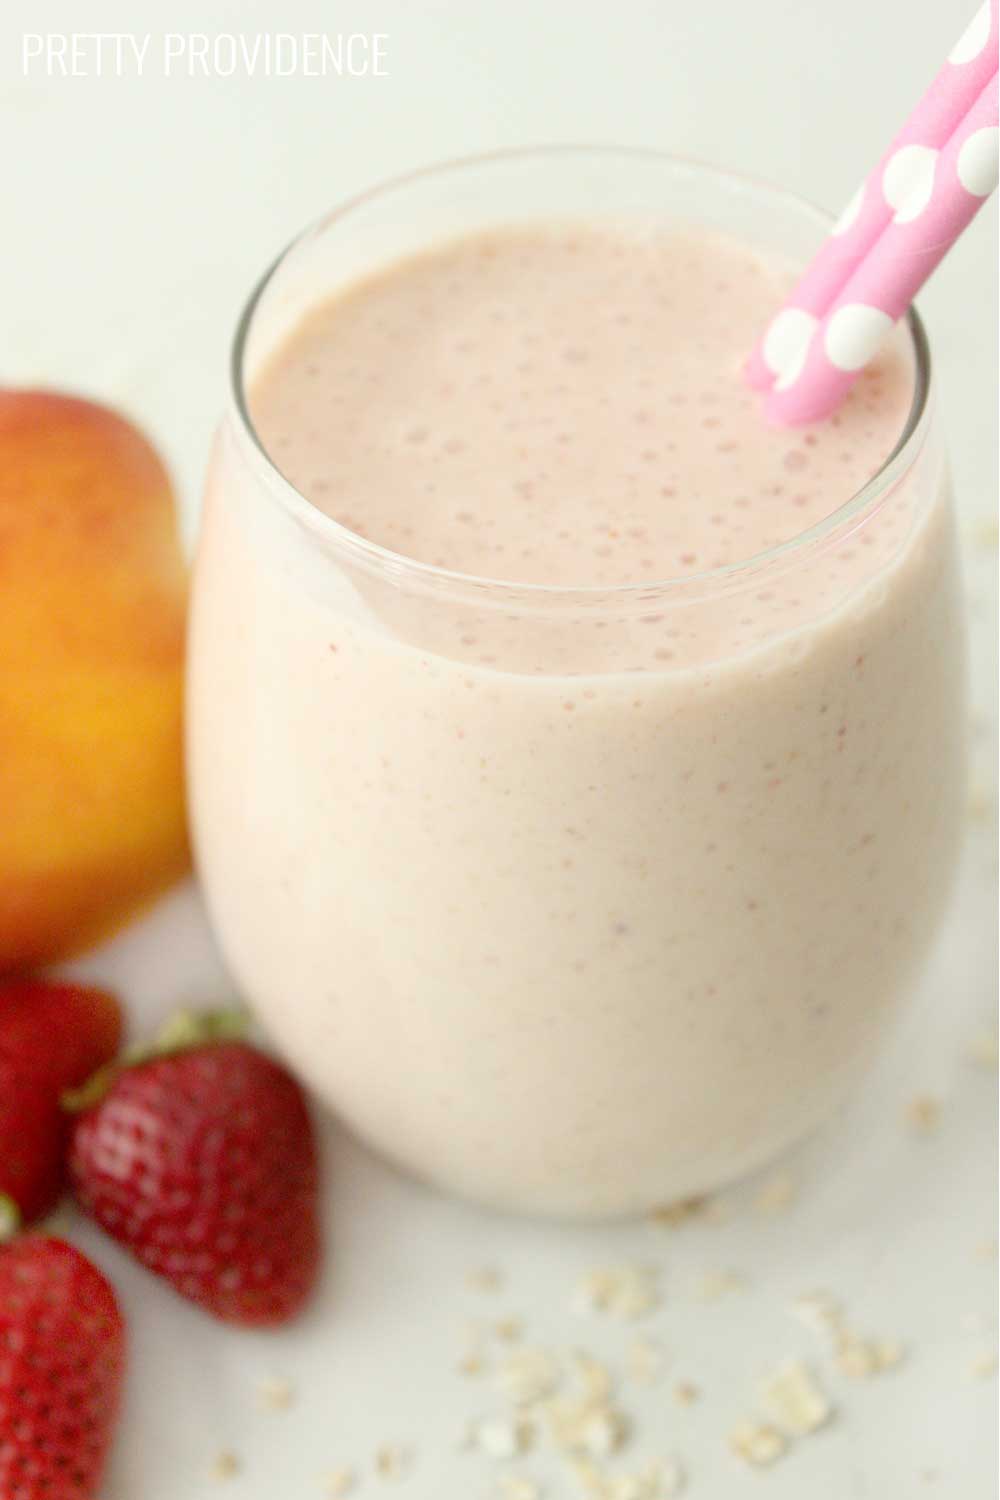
0, 390, 189, 970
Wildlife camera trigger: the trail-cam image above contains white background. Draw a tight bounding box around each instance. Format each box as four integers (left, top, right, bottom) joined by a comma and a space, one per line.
2, 3, 997, 1497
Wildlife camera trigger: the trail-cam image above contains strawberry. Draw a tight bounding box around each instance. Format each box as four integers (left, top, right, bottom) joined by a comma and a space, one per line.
0, 981, 122, 1089
68, 1030, 320, 1326
0, 1235, 126, 1500
0, 981, 123, 1225
0, 1073, 65, 1235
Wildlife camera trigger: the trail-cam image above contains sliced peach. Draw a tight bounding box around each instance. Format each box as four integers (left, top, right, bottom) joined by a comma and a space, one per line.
0, 390, 189, 969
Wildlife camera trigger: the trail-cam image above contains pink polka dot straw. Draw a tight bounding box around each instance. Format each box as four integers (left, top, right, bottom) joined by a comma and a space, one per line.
749, 1, 999, 428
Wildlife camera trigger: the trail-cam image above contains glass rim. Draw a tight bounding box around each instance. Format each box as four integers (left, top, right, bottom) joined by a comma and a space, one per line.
228, 143, 932, 604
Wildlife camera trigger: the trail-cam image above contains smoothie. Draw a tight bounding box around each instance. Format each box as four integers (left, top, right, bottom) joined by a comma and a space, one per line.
189, 211, 965, 1217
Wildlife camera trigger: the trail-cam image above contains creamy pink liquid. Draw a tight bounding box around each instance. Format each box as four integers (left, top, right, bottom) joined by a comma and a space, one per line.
255, 227, 913, 591
189, 225, 965, 1216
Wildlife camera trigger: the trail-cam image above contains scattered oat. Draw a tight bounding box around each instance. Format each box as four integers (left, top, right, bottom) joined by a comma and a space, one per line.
566, 1455, 606, 1496
906, 1094, 942, 1134
573, 1265, 661, 1320
649, 1196, 708, 1229
451, 1259, 701, 1497
374, 1444, 410, 1481
791, 1289, 844, 1335
602, 1482, 638, 1500
971, 1351, 998, 1379
257, 1375, 295, 1411
545, 1392, 626, 1455
540, 1353, 631, 1468
644, 1457, 685, 1497
496, 1347, 560, 1406
872, 1338, 905, 1370
834, 1338, 876, 1379
729, 1420, 787, 1467
835, 1333, 905, 1379
564, 1458, 675, 1500
760, 1359, 833, 1435
497, 1479, 544, 1500
573, 1353, 613, 1403
754, 1173, 797, 1215
971, 515, 999, 550
604, 1459, 685, 1499
210, 1451, 241, 1481
323, 1468, 356, 1497
626, 1337, 664, 1385
646, 1457, 684, 1498
672, 1381, 700, 1407
975, 1239, 999, 1261
792, 1292, 904, 1377
968, 1032, 999, 1069
477, 1415, 536, 1459
607, 1478, 647, 1500
696, 1268, 746, 1301
468, 1266, 504, 1293
578, 1406, 629, 1459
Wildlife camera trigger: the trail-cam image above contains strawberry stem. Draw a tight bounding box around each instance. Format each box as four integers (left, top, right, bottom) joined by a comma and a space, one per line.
153, 1007, 247, 1053
62, 1007, 248, 1113
0, 1193, 21, 1243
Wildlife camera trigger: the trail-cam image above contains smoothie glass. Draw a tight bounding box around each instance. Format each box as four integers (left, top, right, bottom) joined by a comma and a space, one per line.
188, 149, 966, 1219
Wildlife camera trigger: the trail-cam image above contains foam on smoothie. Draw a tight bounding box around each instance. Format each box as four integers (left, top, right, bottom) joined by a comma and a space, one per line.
250, 225, 913, 590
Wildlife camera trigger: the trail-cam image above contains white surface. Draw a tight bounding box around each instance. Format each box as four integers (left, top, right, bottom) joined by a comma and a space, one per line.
3, 1, 997, 1495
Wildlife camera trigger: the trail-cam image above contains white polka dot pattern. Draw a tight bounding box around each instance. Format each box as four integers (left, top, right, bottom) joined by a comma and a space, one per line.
882, 144, 939, 223
761, 307, 818, 379
831, 184, 865, 237
949, 2, 991, 64
957, 125, 999, 196
747, 1, 998, 408
772, 334, 815, 392
766, 70, 998, 425
824, 305, 895, 372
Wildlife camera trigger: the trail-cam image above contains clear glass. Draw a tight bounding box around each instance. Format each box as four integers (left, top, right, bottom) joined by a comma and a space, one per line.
188, 148, 966, 1219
